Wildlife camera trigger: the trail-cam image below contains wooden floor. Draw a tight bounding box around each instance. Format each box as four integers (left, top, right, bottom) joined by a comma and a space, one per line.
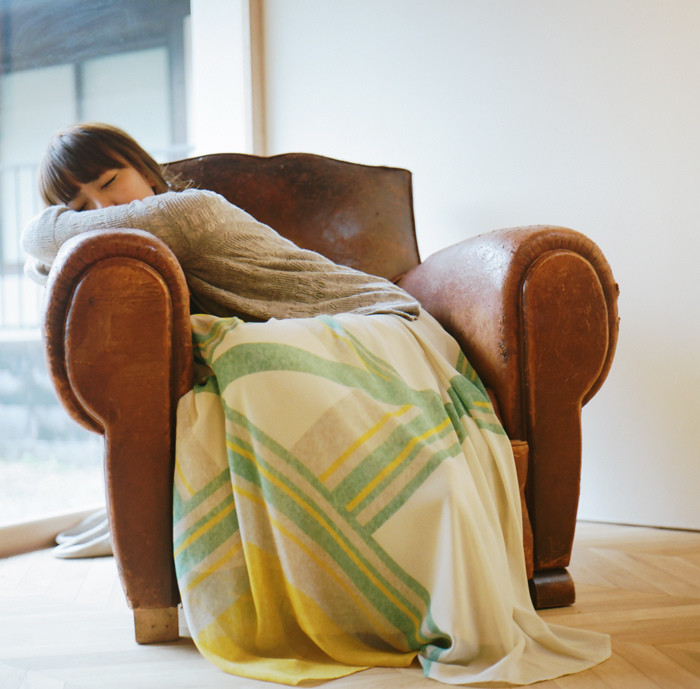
1, 521, 699, 688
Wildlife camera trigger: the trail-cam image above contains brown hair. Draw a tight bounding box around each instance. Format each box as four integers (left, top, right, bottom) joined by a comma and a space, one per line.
38, 122, 181, 206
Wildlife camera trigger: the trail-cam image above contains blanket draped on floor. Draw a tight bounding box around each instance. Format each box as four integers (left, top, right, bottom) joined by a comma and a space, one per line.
173, 311, 610, 685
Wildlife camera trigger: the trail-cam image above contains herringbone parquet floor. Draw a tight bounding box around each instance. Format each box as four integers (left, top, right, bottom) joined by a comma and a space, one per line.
539, 522, 700, 688
1, 521, 699, 688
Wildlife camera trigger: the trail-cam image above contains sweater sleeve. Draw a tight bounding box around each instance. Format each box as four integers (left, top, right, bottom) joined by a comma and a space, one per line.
20, 189, 420, 320
23, 257, 52, 286
20, 190, 225, 279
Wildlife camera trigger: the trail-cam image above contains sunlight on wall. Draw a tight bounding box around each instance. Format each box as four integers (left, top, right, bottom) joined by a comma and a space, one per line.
261, 0, 700, 529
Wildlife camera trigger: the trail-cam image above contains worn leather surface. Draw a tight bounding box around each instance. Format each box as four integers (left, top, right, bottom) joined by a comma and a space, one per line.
398, 226, 619, 437
399, 226, 619, 577
521, 250, 610, 570
166, 153, 420, 282
42, 154, 619, 612
45, 229, 192, 610
511, 440, 534, 580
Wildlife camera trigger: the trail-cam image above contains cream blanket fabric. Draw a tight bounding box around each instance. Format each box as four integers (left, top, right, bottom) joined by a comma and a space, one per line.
174, 311, 610, 685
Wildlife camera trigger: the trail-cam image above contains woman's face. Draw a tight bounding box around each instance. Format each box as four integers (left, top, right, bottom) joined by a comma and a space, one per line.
67, 165, 155, 211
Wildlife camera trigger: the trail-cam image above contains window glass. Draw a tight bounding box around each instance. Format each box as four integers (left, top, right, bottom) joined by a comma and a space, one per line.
0, 0, 191, 526
81, 48, 172, 155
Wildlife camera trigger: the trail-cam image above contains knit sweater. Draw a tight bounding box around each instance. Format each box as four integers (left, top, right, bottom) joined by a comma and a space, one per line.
21, 189, 420, 321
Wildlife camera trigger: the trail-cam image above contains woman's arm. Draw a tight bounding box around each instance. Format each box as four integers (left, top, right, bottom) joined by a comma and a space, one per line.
21, 188, 420, 320
24, 257, 52, 286
20, 190, 229, 281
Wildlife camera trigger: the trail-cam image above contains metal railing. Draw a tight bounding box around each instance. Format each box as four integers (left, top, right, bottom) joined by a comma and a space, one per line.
0, 161, 44, 333
0, 146, 192, 334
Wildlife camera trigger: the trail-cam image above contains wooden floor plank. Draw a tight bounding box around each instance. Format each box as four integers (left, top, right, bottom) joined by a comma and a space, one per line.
657, 643, 700, 681
1, 522, 698, 687
634, 552, 700, 597
577, 548, 668, 595
615, 642, 700, 689
585, 652, 659, 689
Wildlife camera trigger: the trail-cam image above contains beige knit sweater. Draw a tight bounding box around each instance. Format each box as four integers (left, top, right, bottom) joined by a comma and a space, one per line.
21, 189, 420, 321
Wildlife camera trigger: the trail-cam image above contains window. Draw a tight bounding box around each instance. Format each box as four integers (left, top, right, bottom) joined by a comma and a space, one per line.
0, 0, 260, 531
0, 0, 191, 525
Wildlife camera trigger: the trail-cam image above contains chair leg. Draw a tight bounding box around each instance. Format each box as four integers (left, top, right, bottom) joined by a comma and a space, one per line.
133, 607, 180, 644
529, 568, 575, 609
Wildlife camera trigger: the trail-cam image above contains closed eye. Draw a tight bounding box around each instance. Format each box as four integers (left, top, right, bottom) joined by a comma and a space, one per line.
101, 173, 117, 189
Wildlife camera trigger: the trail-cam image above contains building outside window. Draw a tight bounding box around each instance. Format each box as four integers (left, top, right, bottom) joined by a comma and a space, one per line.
0, 0, 192, 525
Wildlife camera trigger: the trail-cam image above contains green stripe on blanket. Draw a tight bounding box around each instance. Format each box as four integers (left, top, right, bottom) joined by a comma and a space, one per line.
174, 311, 611, 686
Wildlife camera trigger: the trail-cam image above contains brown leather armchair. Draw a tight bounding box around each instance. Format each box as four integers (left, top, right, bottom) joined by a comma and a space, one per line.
42, 153, 619, 644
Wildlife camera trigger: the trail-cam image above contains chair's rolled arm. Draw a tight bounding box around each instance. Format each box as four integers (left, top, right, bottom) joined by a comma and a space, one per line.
400, 225, 619, 583
399, 225, 619, 439
44, 229, 194, 433
42, 228, 194, 613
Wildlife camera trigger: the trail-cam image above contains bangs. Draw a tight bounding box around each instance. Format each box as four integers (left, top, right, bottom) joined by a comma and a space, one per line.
39, 140, 127, 206
38, 122, 172, 206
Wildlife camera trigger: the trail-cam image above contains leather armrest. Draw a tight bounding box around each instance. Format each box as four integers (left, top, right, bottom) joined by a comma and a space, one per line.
44, 228, 194, 432
398, 225, 619, 439
400, 225, 619, 578
43, 228, 193, 611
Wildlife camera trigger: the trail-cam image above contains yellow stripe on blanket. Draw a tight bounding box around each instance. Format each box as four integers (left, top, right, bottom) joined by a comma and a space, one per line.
174, 499, 236, 558
319, 404, 413, 483
175, 311, 612, 686
345, 417, 452, 512
194, 543, 417, 685
227, 438, 431, 642
230, 481, 405, 641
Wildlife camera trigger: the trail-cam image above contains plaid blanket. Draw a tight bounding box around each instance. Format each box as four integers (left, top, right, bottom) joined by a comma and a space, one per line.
173, 312, 610, 685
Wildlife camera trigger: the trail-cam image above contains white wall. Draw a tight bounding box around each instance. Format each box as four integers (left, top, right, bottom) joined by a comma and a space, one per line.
260, 0, 700, 529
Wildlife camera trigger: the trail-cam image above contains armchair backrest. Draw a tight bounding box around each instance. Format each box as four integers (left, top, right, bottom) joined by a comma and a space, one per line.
165, 152, 421, 282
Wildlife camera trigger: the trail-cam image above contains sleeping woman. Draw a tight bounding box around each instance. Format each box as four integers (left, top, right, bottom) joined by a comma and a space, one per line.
22, 122, 611, 686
